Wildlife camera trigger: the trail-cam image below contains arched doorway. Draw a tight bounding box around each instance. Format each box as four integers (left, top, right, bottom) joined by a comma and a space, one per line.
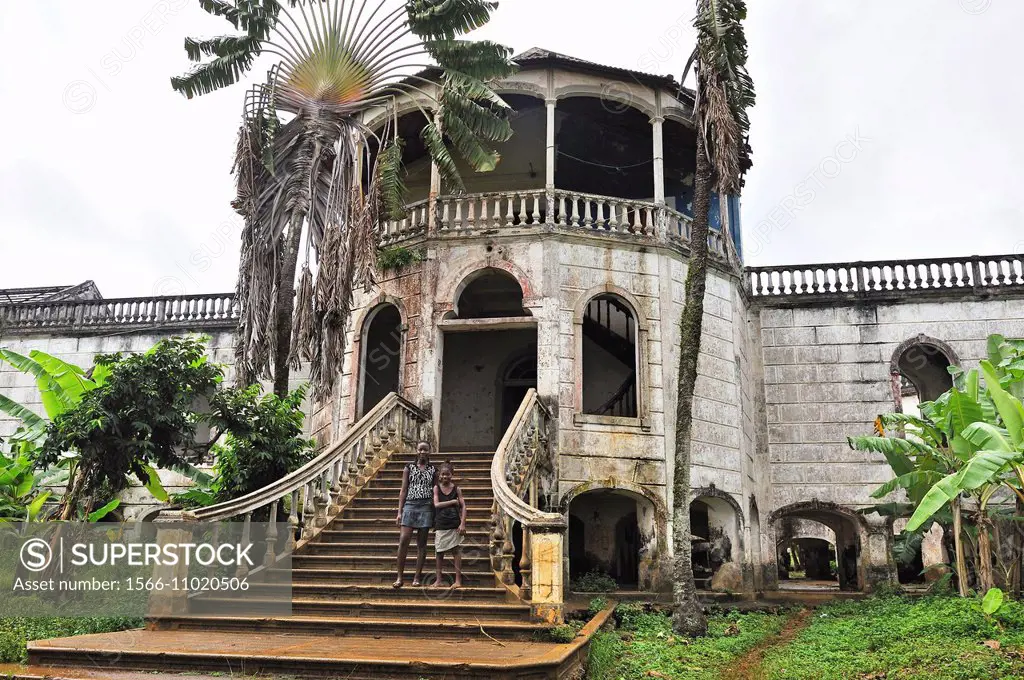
358, 303, 402, 416
565, 487, 660, 591
769, 502, 867, 592
689, 493, 742, 590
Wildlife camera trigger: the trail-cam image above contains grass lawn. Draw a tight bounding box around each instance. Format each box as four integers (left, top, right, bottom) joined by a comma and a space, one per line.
0, 617, 142, 663
586, 604, 791, 679
762, 595, 1024, 680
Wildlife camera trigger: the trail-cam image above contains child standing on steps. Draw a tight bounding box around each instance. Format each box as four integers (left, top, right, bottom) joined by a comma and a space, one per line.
432, 461, 467, 588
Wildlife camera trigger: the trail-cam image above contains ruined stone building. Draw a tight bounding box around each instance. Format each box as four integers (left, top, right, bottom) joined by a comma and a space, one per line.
4, 49, 1024, 597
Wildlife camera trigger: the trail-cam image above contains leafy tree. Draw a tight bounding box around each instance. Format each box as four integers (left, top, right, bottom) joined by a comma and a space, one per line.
35, 337, 223, 520
673, 0, 755, 637
205, 384, 314, 504
172, 0, 516, 398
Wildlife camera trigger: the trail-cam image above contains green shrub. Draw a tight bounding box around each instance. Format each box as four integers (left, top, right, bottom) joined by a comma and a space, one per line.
571, 569, 617, 593
377, 246, 424, 272
0, 617, 141, 663
588, 596, 609, 617
548, 624, 578, 643
613, 602, 646, 630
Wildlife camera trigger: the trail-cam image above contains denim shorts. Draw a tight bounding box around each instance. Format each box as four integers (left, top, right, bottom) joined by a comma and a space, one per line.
401, 498, 434, 529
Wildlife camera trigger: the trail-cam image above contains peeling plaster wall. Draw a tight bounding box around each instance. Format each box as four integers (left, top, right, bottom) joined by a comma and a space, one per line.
760, 300, 1024, 513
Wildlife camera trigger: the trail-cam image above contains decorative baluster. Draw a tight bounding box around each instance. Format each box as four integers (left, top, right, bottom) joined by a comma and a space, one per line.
466, 197, 475, 230
491, 507, 505, 571
631, 205, 642, 233
569, 195, 580, 227
490, 196, 500, 228
1002, 260, 1015, 285
519, 525, 532, 600
582, 198, 593, 227
557, 194, 567, 226
286, 490, 299, 552
478, 196, 488, 229
236, 512, 252, 578
501, 517, 515, 584
607, 201, 620, 231
264, 501, 279, 567
506, 193, 515, 227
593, 200, 605, 230
531, 194, 541, 225
301, 481, 316, 539
315, 472, 330, 527
329, 459, 342, 512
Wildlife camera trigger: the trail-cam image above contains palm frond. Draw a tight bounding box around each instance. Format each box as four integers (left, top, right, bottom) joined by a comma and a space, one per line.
406, 0, 498, 40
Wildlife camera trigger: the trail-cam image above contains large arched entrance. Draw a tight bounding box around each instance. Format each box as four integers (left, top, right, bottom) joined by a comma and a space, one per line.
769, 501, 868, 592
891, 335, 957, 416
689, 491, 743, 591
439, 268, 536, 450
358, 303, 402, 416
564, 485, 662, 591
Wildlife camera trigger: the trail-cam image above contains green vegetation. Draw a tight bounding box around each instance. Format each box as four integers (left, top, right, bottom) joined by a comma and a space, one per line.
587, 604, 788, 679
377, 246, 425, 273
571, 569, 618, 593
849, 333, 1024, 595
0, 616, 141, 663
762, 596, 1024, 680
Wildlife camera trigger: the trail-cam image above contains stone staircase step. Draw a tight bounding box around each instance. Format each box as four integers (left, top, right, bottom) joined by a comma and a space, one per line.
147, 615, 549, 641
292, 554, 492, 570
358, 486, 494, 497
246, 582, 509, 601
303, 541, 492, 556
316, 528, 492, 543
190, 597, 533, 622
341, 506, 493, 520
327, 516, 493, 530
25, 628, 588, 679
282, 567, 495, 585
344, 497, 494, 510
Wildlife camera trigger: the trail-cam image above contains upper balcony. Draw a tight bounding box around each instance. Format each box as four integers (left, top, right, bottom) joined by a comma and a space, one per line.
368, 48, 743, 265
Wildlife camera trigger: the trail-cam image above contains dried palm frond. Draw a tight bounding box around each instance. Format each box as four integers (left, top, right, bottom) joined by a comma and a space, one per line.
174, 0, 516, 397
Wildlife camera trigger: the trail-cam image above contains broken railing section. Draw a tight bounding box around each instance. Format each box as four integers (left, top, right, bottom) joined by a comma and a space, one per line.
491, 388, 566, 624
748, 254, 1024, 300
378, 189, 728, 260
0, 294, 238, 332
148, 393, 430, 615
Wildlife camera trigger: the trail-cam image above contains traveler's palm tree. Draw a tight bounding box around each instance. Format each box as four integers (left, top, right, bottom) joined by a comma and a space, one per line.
673, 0, 755, 636
172, 0, 515, 398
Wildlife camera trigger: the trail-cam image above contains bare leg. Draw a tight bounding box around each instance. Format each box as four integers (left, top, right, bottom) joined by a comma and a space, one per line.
453, 546, 463, 587
434, 550, 445, 587
394, 526, 414, 587
412, 528, 428, 585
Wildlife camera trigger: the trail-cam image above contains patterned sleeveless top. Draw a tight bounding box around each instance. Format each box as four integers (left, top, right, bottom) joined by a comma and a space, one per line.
405, 462, 436, 501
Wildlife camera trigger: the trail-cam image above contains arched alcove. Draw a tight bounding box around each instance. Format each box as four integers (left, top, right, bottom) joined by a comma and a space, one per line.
358, 303, 402, 416
891, 335, 958, 414
769, 501, 869, 592
689, 492, 743, 590
455, 268, 529, 319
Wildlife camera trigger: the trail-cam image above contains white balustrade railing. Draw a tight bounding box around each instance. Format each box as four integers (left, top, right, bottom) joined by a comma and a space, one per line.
749, 255, 1024, 299
0, 294, 238, 332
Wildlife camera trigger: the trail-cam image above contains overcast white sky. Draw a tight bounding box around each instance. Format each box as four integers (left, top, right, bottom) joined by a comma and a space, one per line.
1, 0, 1021, 298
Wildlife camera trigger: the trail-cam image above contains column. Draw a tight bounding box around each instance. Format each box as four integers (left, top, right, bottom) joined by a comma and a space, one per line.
427, 109, 442, 235
545, 98, 557, 224
651, 115, 665, 205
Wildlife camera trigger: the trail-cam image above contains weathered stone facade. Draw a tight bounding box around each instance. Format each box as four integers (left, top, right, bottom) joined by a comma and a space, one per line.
4, 50, 1024, 593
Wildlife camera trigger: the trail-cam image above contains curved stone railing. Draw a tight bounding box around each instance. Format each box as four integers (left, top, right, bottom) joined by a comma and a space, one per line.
748, 254, 1024, 303
377, 190, 734, 261
0, 294, 238, 333
490, 388, 565, 623
158, 393, 429, 562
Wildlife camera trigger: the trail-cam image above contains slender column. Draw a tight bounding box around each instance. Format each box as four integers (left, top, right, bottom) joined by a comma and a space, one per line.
545, 97, 557, 224
427, 108, 443, 235
651, 115, 665, 205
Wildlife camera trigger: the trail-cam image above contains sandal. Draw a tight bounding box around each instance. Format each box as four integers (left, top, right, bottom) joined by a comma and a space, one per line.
392, 580, 403, 589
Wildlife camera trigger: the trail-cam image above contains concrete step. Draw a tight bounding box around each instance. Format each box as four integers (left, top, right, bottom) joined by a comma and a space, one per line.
326, 516, 493, 531
246, 582, 508, 601
281, 567, 495, 585
345, 497, 494, 510
303, 541, 492, 556
358, 485, 494, 497
316, 528, 492, 543
293, 554, 492, 570
190, 597, 533, 622
25, 628, 583, 679
341, 505, 493, 520
147, 614, 548, 641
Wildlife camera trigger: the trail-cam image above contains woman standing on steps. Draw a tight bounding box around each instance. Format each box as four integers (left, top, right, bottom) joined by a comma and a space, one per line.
393, 440, 435, 588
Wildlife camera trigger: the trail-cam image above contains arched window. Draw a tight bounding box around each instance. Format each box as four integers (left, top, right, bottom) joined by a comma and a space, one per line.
891, 337, 957, 416
455, 268, 529, 319
582, 294, 637, 417
358, 303, 402, 416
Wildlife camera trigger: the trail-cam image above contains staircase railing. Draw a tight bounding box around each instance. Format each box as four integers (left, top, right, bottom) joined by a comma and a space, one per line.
490, 388, 566, 623
157, 392, 429, 544
595, 373, 637, 418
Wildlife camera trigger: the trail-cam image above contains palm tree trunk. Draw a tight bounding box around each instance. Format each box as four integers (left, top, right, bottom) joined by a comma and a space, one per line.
952, 497, 969, 596
273, 211, 304, 397
672, 124, 711, 638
